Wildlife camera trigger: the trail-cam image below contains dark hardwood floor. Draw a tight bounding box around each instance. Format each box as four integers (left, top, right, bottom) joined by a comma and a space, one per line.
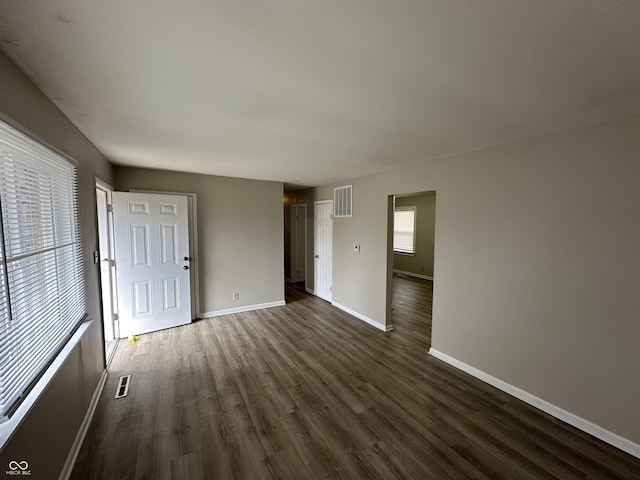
71, 275, 640, 479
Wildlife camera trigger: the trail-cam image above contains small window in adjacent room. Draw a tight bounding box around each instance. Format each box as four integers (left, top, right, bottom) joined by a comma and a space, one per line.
393, 206, 416, 254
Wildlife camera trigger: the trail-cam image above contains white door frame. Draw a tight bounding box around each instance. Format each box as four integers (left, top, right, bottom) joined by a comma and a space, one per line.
130, 189, 200, 319
314, 200, 333, 302
290, 203, 307, 285
95, 178, 118, 365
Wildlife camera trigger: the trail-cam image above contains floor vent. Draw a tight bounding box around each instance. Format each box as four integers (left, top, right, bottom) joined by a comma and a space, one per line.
115, 375, 131, 399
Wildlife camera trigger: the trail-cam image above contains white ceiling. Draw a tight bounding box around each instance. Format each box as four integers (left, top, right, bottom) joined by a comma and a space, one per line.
2, 1, 640, 188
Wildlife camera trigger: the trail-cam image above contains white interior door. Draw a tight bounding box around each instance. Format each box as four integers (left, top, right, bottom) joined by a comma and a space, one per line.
291, 204, 306, 283
113, 192, 192, 336
314, 201, 333, 302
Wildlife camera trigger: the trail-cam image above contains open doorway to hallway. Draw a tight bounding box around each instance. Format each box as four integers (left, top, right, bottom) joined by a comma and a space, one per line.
290, 203, 307, 285
388, 192, 436, 348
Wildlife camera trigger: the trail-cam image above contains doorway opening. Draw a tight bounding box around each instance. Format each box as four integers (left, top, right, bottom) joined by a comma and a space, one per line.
128, 189, 200, 321
290, 204, 307, 286
95, 179, 118, 365
387, 192, 436, 348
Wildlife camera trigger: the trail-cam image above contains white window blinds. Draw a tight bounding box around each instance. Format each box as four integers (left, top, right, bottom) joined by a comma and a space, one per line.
393, 207, 416, 254
0, 119, 85, 421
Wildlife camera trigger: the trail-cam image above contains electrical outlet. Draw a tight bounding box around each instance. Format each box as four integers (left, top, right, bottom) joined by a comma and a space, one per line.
233, 292, 240, 301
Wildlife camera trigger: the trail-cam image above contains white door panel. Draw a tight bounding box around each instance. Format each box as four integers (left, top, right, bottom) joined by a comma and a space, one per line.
113, 192, 191, 336
315, 201, 333, 302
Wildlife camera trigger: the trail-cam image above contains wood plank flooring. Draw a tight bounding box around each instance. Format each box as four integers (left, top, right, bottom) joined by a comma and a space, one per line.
71, 275, 640, 479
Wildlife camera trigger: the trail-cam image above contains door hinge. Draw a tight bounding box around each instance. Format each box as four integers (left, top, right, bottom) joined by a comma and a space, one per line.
106, 204, 113, 213
113, 313, 119, 321
110, 260, 116, 267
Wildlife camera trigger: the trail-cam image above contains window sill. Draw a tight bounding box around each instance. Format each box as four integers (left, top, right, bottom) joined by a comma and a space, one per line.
393, 251, 416, 256
0, 319, 93, 450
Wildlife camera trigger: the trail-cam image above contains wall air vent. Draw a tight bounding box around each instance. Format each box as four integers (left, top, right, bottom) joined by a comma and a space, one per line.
334, 185, 353, 217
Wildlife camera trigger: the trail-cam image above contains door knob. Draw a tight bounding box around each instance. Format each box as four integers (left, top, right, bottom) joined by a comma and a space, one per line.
314, 255, 319, 258
183, 256, 192, 261
183, 266, 189, 270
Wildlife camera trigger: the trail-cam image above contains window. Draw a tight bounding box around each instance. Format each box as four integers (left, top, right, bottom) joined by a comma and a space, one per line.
393, 206, 416, 254
0, 119, 85, 421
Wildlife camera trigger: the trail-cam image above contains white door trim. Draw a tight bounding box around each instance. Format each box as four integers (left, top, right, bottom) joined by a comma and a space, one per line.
129, 189, 200, 319
314, 200, 333, 302
96, 177, 113, 192
95, 178, 118, 365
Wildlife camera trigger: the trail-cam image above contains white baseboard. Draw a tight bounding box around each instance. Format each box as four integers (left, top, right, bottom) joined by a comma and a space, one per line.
59, 369, 108, 480
332, 301, 393, 332
393, 269, 434, 281
200, 300, 286, 318
428, 348, 640, 460
305, 286, 315, 295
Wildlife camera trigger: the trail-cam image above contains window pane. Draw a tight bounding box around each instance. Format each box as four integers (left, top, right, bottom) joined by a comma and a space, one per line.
0, 119, 85, 420
393, 208, 415, 254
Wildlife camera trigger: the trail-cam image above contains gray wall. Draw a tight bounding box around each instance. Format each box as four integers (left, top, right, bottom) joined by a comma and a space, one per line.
0, 51, 113, 477
114, 167, 284, 315
296, 114, 640, 447
393, 193, 436, 278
